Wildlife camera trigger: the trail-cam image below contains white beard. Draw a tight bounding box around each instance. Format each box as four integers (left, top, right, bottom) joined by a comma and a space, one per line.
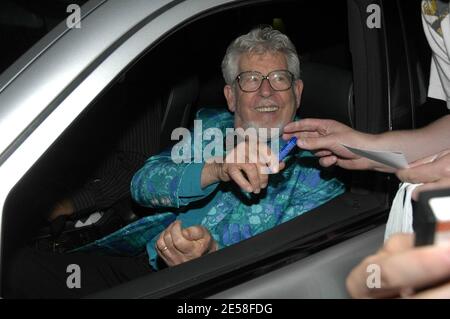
243, 121, 284, 142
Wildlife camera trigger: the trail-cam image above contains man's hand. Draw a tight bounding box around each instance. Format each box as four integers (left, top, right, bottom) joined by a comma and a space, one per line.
282, 119, 385, 171
396, 150, 450, 201
202, 140, 285, 193
156, 221, 218, 267
48, 198, 75, 221
347, 234, 450, 298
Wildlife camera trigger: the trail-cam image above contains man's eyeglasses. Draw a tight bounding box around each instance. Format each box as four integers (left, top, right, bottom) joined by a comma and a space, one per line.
235, 70, 295, 92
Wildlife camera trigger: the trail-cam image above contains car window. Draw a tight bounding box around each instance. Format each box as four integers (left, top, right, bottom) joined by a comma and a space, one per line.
0, 0, 88, 75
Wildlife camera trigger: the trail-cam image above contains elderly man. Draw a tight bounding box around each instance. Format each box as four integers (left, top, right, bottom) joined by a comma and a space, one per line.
124, 26, 345, 268
6, 26, 344, 298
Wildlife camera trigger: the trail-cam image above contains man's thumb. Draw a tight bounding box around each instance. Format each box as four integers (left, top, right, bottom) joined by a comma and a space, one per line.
182, 226, 205, 241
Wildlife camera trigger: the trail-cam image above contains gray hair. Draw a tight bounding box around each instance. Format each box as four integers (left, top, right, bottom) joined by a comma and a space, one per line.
221, 26, 300, 85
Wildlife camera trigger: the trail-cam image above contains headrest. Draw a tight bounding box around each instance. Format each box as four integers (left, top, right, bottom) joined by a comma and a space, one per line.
197, 74, 227, 108
196, 62, 354, 127
299, 62, 354, 127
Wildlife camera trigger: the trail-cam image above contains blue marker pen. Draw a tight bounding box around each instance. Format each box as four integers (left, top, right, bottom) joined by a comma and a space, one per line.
266, 136, 297, 175
279, 136, 298, 161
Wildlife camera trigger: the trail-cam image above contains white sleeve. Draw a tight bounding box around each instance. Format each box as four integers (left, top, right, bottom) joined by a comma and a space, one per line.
428, 56, 448, 102
422, 8, 450, 109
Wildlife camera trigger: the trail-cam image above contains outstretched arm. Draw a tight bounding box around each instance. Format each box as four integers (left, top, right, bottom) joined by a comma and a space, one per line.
283, 115, 450, 171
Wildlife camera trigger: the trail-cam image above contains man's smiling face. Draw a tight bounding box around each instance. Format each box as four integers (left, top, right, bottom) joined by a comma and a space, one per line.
224, 51, 303, 133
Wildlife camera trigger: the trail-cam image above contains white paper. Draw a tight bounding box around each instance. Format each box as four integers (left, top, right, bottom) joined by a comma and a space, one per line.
342, 144, 409, 169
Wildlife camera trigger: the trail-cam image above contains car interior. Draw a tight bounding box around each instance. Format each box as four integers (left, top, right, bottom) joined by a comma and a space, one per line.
1, 0, 449, 298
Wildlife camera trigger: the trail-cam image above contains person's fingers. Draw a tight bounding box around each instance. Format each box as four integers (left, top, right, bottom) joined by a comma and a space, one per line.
380, 234, 414, 254
411, 178, 450, 201
254, 149, 270, 167
155, 248, 171, 266
347, 253, 418, 299
156, 232, 168, 252
396, 163, 442, 184
322, 156, 369, 170
283, 118, 333, 134
408, 150, 450, 169
268, 161, 281, 174
319, 156, 337, 167
349, 243, 450, 298
346, 234, 413, 299
336, 158, 372, 170
282, 131, 320, 141
240, 164, 261, 193
182, 225, 207, 241
48, 198, 75, 221
346, 253, 387, 298
296, 135, 337, 152
256, 163, 269, 188
246, 140, 260, 164
182, 226, 211, 257
379, 244, 450, 291
156, 229, 176, 265
411, 281, 450, 299
314, 150, 333, 157
170, 220, 195, 254
157, 223, 176, 251
266, 145, 281, 173
407, 153, 439, 168
227, 165, 253, 192
256, 142, 279, 174
162, 221, 176, 251
248, 164, 261, 194
437, 149, 450, 158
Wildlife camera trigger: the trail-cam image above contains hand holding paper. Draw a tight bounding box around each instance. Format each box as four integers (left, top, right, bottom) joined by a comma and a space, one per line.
341, 144, 409, 169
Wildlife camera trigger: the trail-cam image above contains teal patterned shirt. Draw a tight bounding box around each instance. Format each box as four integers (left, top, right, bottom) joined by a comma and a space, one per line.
75, 108, 345, 269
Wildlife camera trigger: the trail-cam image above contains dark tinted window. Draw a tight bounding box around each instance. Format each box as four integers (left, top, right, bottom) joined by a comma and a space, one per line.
0, 0, 88, 75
